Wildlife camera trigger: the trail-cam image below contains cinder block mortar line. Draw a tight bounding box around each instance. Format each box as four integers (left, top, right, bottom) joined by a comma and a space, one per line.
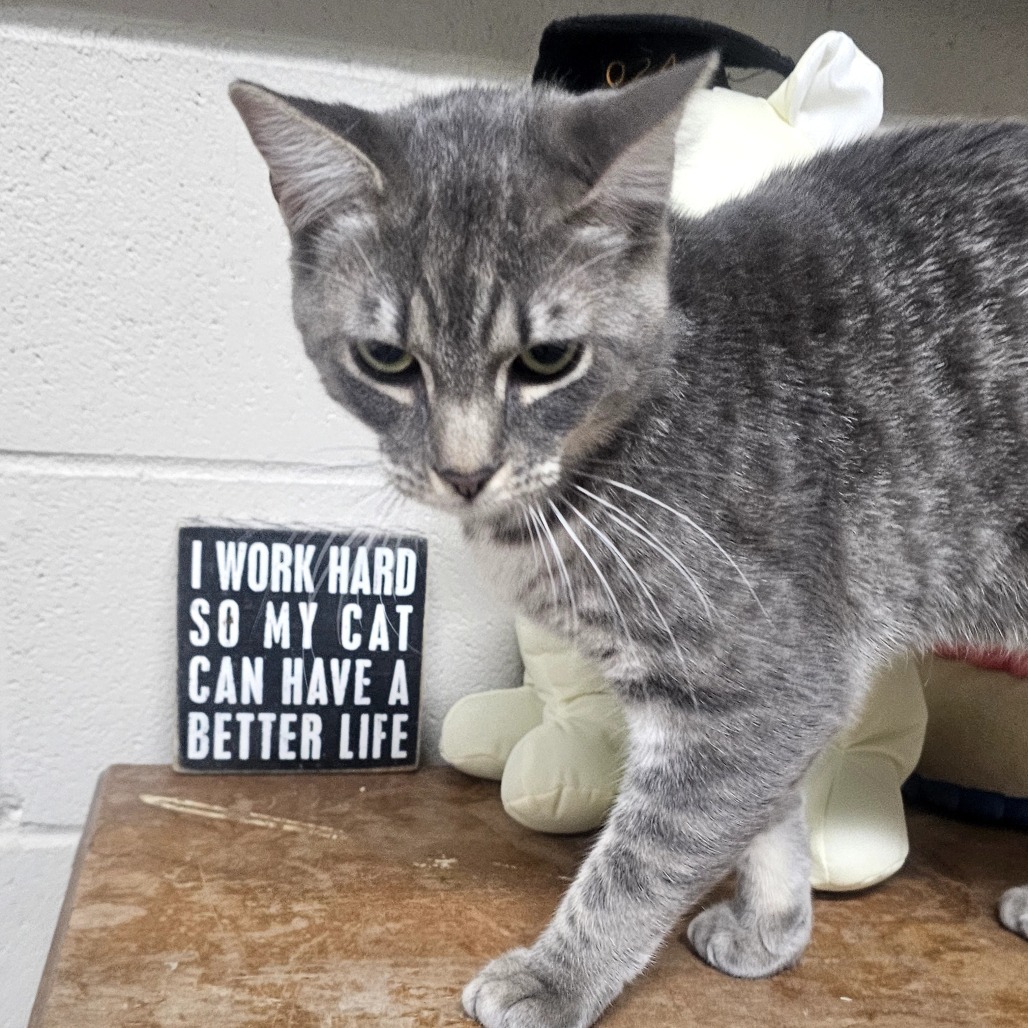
0, 826, 82, 847
0, 788, 83, 840
0, 449, 386, 486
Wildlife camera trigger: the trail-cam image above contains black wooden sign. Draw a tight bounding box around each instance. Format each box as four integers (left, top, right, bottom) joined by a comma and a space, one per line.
176, 526, 426, 772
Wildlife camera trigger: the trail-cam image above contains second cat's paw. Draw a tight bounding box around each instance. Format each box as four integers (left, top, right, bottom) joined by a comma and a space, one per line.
462, 948, 591, 1028
687, 899, 811, 979
999, 885, 1028, 939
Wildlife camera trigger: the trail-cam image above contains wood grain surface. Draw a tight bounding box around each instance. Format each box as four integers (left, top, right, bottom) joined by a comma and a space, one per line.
30, 765, 1028, 1027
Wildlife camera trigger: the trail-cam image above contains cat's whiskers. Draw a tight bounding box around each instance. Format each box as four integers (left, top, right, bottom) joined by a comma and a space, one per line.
307, 482, 403, 597
527, 502, 565, 612
518, 503, 539, 561
308, 442, 385, 465
381, 457, 432, 502
573, 484, 716, 622
520, 502, 559, 608
581, 449, 725, 486
325, 491, 413, 640
548, 499, 630, 638
547, 242, 631, 295
562, 497, 694, 695
583, 474, 767, 619
543, 232, 616, 283
532, 502, 579, 629
288, 257, 377, 303
309, 458, 386, 473
348, 234, 389, 292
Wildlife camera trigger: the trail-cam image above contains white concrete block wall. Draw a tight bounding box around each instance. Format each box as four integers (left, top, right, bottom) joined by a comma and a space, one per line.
1, 18, 521, 1027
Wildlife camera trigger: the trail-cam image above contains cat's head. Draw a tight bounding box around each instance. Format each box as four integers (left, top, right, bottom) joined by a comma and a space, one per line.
230, 59, 712, 522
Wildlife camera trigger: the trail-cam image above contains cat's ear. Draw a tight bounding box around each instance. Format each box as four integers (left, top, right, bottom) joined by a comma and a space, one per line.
554, 55, 717, 233
229, 81, 388, 235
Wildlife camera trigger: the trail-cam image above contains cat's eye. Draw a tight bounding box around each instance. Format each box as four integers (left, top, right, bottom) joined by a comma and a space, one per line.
354, 340, 416, 377
513, 342, 581, 382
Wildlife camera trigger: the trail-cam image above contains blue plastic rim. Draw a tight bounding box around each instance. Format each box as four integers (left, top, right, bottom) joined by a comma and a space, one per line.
904, 773, 1028, 829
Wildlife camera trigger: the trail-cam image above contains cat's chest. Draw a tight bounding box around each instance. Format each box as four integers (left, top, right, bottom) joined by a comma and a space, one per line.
465, 531, 539, 608
465, 518, 598, 621
466, 510, 624, 628
464, 523, 588, 642
466, 523, 663, 684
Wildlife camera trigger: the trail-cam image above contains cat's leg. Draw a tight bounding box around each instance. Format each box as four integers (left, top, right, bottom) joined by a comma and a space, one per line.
462, 663, 844, 1028
686, 789, 812, 977
999, 886, 1028, 938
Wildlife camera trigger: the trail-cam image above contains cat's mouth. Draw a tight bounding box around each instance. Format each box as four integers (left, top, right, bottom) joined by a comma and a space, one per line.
389, 459, 563, 520
444, 461, 560, 513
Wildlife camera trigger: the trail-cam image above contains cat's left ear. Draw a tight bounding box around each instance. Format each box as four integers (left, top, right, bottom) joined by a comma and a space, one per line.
229, 81, 392, 235
554, 54, 717, 234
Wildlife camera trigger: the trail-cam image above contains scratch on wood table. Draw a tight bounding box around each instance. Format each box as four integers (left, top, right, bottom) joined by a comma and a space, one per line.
139, 793, 345, 840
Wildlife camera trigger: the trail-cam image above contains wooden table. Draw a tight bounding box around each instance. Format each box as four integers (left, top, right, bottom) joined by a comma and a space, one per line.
31, 765, 1028, 1026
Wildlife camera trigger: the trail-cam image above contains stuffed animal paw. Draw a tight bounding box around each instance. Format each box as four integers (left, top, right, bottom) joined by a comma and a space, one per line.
441, 616, 626, 833
804, 657, 927, 890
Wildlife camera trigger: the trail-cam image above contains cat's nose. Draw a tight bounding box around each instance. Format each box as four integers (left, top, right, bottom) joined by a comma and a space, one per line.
435, 465, 497, 501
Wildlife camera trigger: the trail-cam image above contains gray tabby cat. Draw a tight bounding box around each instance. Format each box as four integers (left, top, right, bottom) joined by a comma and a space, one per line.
230, 57, 1028, 1028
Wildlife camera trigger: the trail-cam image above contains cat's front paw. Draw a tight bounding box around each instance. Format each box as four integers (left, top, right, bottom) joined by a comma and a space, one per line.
462, 948, 591, 1028
687, 898, 811, 979
999, 885, 1028, 939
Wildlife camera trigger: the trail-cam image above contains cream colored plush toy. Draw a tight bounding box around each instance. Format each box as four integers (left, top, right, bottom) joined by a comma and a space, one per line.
441, 33, 930, 890
441, 615, 628, 833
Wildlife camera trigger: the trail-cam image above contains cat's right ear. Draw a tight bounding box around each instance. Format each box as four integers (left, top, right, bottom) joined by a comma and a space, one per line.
229, 81, 386, 235
551, 55, 718, 235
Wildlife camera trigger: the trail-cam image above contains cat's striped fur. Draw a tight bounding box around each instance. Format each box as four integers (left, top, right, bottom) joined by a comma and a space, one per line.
231, 59, 1028, 1027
